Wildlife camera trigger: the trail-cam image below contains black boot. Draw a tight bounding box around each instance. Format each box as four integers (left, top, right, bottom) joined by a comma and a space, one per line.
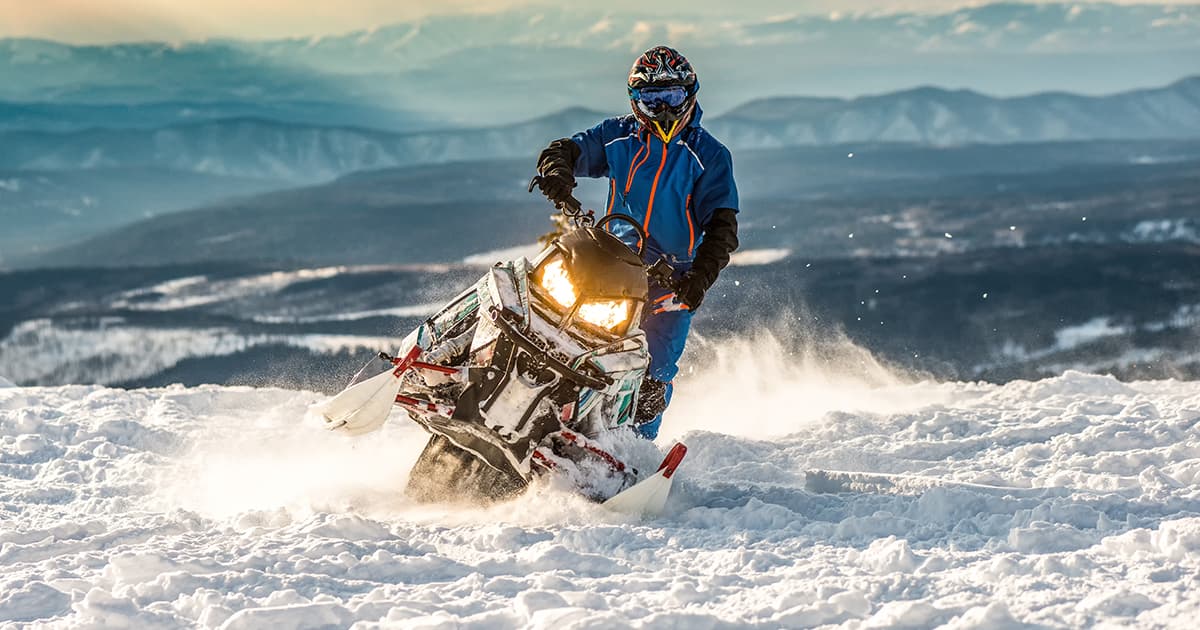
634, 377, 670, 437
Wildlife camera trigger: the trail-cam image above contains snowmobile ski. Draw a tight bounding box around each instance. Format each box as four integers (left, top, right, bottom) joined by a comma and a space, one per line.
603, 442, 687, 516
318, 347, 421, 436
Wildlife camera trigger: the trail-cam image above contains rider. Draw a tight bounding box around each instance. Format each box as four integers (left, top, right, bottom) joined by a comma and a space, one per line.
533, 45, 740, 440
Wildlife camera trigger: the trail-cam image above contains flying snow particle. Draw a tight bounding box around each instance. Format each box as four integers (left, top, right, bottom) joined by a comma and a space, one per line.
847, 152, 854, 158
944, 233, 953, 239
1009, 226, 1016, 231
1082, 216, 1088, 222
983, 293, 989, 299
733, 280, 741, 287
848, 233, 855, 238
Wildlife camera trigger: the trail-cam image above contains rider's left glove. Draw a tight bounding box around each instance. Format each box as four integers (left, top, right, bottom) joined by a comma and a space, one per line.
536, 138, 582, 206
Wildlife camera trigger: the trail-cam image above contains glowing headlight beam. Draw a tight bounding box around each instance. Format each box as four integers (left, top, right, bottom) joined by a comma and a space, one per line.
578, 300, 631, 331
540, 258, 577, 309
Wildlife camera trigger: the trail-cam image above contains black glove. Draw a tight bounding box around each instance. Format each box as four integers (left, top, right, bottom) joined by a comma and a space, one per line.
675, 207, 739, 311
675, 271, 709, 310
535, 138, 582, 206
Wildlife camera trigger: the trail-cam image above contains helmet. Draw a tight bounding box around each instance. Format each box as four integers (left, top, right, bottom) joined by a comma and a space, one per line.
627, 46, 698, 140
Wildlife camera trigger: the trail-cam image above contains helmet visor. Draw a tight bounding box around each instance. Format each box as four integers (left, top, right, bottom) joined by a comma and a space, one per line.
629, 85, 689, 110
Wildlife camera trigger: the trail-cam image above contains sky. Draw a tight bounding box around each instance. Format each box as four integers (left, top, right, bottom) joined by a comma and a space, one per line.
4, 0, 1199, 43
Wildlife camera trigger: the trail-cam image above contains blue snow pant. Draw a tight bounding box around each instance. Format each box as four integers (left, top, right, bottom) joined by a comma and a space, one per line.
634, 287, 694, 440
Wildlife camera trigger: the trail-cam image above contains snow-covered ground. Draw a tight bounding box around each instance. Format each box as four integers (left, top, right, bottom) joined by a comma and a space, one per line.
2, 336, 1200, 628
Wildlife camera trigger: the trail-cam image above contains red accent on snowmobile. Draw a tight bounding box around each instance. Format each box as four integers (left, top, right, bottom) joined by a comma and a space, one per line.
395, 394, 456, 416
389, 347, 422, 377
411, 361, 459, 375
531, 449, 558, 470
558, 429, 626, 473
656, 443, 687, 479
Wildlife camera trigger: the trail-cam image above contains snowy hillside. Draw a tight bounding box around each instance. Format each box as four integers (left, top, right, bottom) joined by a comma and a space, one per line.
3, 338, 1200, 626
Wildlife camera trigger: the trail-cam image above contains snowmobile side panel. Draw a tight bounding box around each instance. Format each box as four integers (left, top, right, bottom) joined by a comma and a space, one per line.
488, 265, 527, 321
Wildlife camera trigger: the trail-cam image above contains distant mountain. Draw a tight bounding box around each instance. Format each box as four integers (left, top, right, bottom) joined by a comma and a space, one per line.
2, 3, 1197, 121
0, 108, 608, 182
3, 78, 1198, 185
712, 76, 1200, 146
0, 100, 441, 133
0, 168, 287, 265
26, 139, 1200, 269
23, 160, 558, 269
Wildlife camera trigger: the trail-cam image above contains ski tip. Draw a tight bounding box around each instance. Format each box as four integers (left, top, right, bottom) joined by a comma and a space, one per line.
657, 442, 688, 479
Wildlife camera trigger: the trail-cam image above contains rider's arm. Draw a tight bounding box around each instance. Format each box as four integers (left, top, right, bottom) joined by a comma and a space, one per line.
568, 120, 612, 178
678, 144, 739, 308
694, 143, 739, 271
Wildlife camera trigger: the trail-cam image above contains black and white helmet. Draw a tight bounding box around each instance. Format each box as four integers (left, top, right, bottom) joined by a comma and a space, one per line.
627, 46, 699, 133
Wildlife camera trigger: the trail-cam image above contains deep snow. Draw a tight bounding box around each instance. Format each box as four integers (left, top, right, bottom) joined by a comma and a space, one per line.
2, 336, 1200, 628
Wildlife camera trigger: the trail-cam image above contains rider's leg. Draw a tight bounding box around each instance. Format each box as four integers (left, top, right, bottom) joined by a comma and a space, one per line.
633, 307, 693, 439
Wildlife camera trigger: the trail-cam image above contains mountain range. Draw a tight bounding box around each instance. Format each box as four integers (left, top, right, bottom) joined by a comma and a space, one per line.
2, 3, 1197, 121
2, 77, 1197, 185
25, 139, 1200, 269
0, 100, 439, 133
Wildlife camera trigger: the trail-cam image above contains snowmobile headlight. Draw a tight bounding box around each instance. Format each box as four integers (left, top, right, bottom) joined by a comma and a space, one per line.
577, 299, 631, 332
538, 258, 577, 309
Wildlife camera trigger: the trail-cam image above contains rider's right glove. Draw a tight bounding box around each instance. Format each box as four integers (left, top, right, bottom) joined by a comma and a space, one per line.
675, 207, 740, 312
536, 138, 582, 206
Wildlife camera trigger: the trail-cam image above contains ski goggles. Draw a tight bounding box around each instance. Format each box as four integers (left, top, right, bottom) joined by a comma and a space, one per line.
628, 85, 690, 109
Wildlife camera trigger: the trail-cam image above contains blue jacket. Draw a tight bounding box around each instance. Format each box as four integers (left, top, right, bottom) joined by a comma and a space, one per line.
570, 105, 739, 266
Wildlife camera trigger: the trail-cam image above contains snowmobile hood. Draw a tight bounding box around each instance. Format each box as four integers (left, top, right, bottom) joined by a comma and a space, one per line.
555, 227, 649, 301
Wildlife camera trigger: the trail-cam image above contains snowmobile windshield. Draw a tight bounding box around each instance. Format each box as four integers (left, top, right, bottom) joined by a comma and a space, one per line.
536, 257, 633, 333
530, 228, 648, 338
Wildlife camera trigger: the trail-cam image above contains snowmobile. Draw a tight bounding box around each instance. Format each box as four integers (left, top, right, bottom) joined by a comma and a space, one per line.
316, 186, 687, 515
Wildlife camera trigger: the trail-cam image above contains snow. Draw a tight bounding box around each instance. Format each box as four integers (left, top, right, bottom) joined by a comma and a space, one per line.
728, 248, 791, 266
250, 303, 444, 324
1054, 316, 1129, 352
462, 243, 542, 267
110, 266, 416, 312
0, 319, 395, 385
3, 335, 1200, 627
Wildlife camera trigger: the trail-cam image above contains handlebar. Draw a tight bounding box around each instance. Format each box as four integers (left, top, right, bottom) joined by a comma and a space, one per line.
528, 175, 593, 227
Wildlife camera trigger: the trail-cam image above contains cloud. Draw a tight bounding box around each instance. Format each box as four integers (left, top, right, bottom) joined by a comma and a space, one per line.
3, 0, 1200, 43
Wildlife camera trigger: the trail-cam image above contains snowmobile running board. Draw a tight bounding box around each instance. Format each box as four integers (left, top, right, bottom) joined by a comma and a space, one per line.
602, 442, 687, 517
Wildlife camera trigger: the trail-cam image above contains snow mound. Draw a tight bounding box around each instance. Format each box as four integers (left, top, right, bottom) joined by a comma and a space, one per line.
3, 366, 1200, 626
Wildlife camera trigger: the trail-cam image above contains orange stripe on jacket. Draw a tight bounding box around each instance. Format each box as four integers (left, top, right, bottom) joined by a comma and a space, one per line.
685, 194, 694, 255
624, 138, 649, 195
643, 136, 670, 237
